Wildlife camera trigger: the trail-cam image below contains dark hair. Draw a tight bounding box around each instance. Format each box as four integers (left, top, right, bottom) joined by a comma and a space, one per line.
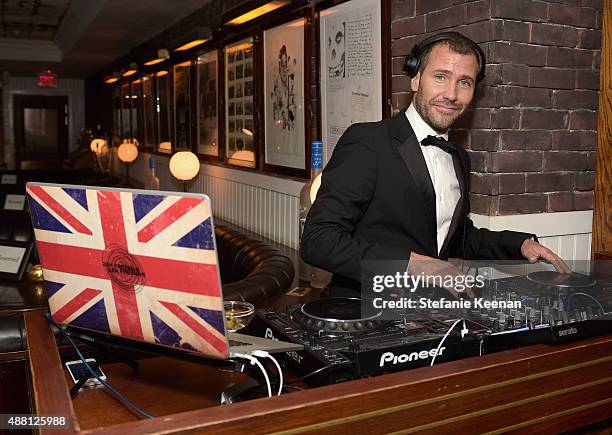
403, 32, 486, 83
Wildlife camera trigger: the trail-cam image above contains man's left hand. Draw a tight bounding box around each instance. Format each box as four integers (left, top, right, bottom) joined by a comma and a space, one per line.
520, 239, 571, 273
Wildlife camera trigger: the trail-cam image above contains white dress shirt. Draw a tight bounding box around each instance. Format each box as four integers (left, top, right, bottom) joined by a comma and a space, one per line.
405, 104, 461, 254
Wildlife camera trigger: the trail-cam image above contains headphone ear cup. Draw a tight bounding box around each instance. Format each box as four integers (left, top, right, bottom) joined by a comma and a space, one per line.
403, 53, 420, 77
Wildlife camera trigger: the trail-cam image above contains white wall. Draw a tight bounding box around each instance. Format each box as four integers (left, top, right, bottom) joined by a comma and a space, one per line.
1, 73, 85, 169
123, 151, 593, 262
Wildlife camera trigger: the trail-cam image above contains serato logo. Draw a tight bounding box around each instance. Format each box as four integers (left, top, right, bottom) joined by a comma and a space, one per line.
379, 347, 445, 367
558, 327, 578, 337
102, 244, 146, 293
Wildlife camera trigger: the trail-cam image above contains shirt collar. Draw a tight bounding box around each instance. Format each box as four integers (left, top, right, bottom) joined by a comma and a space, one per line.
405, 103, 449, 143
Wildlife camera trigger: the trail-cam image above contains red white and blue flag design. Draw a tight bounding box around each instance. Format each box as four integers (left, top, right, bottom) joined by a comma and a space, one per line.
26, 184, 229, 359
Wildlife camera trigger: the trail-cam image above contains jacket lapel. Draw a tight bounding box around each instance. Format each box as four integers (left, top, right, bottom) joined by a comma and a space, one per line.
391, 110, 438, 255
439, 150, 469, 257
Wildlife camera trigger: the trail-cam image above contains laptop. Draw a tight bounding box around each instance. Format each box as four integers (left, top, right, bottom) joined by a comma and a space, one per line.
25, 182, 302, 359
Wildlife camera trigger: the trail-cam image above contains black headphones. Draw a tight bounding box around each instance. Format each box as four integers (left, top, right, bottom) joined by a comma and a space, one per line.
403, 32, 486, 83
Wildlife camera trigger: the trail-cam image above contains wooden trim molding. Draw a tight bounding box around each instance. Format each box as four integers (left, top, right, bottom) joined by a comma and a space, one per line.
592, 1, 612, 257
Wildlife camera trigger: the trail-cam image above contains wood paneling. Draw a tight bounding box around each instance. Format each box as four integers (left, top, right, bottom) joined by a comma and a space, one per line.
593, 1, 612, 257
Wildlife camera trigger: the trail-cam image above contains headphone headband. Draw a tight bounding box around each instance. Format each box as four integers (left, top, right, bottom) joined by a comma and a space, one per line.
403, 32, 486, 83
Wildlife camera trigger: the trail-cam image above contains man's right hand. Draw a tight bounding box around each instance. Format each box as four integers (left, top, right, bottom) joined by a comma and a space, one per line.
407, 252, 475, 299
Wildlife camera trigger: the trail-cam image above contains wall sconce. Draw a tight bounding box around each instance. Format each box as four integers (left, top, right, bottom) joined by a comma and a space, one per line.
104, 73, 119, 84
121, 62, 138, 78
144, 49, 170, 66
224, 0, 290, 26
169, 151, 200, 191
117, 139, 139, 186
174, 27, 212, 52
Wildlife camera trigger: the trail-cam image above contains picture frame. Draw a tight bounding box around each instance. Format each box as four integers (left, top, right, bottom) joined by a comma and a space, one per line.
224, 37, 256, 168
0, 240, 33, 282
155, 69, 172, 154
318, 0, 387, 166
120, 81, 132, 140
262, 14, 309, 176
173, 60, 192, 150
142, 73, 157, 150
196, 49, 219, 157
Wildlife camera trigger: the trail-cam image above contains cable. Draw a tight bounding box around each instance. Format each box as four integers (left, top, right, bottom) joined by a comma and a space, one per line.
232, 353, 272, 398
43, 313, 154, 419
567, 292, 606, 314
286, 363, 348, 385
430, 318, 465, 366
252, 350, 283, 396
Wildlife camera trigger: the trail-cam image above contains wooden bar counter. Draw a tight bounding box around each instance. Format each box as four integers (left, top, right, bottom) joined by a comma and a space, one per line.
23, 310, 612, 434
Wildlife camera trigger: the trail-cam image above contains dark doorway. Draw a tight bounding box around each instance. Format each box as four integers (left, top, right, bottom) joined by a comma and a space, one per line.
13, 95, 68, 170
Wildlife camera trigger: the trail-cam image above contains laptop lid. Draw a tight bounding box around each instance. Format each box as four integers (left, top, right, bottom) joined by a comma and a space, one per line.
26, 183, 233, 360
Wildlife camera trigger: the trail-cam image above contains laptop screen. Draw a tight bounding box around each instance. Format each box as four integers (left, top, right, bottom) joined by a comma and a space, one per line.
26, 183, 229, 360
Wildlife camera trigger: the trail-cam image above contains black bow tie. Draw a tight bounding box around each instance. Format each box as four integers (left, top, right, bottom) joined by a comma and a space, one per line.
421, 135, 457, 154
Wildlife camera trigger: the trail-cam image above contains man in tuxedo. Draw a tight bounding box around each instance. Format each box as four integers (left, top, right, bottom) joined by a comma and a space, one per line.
301, 32, 569, 297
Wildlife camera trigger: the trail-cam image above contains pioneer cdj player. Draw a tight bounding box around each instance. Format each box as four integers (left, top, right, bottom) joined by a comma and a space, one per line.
247, 271, 612, 386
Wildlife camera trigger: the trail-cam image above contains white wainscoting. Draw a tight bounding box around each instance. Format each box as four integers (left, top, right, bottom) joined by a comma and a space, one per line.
122, 152, 594, 261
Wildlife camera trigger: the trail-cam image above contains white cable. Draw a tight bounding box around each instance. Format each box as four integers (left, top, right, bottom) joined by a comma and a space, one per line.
430, 318, 464, 366
233, 353, 272, 397
253, 350, 283, 395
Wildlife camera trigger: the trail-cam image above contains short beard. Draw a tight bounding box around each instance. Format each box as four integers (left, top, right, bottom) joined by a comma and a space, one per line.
413, 89, 463, 134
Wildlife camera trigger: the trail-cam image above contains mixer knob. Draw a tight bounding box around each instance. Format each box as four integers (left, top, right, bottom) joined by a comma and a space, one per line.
341, 323, 350, 331
316, 320, 325, 330
328, 322, 337, 330
355, 322, 363, 330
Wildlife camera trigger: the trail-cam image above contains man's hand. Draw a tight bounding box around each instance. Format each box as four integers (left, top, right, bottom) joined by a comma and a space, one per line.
408, 253, 474, 299
520, 239, 571, 274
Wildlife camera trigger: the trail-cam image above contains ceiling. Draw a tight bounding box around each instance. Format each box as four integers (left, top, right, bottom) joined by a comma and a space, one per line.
0, 0, 212, 79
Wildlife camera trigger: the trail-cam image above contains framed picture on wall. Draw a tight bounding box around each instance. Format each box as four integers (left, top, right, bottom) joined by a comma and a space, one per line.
174, 61, 191, 150
318, 0, 384, 166
224, 37, 256, 168
263, 15, 308, 175
156, 69, 172, 153
142, 73, 156, 149
196, 49, 219, 157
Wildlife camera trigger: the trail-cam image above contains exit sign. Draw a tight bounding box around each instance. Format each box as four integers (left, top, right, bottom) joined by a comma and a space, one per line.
38, 70, 57, 88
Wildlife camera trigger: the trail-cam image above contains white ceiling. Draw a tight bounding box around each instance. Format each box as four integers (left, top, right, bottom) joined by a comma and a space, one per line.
0, 0, 212, 78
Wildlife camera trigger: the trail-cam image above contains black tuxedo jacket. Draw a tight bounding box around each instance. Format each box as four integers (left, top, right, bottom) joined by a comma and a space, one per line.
301, 109, 534, 293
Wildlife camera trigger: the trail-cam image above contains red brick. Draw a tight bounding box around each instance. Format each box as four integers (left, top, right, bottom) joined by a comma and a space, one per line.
521, 109, 568, 129
530, 68, 576, 89
469, 194, 494, 215
575, 172, 595, 191
471, 173, 500, 195
526, 173, 574, 192
501, 130, 552, 150
543, 151, 589, 171
491, 108, 520, 129
392, 36, 416, 57
392, 57, 405, 75
452, 129, 470, 148
575, 191, 594, 210
483, 64, 503, 86
491, 0, 548, 22
490, 42, 547, 66
581, 0, 602, 9
501, 20, 530, 42
473, 86, 501, 108
392, 93, 413, 110
576, 70, 601, 89
499, 174, 526, 194
551, 130, 597, 150
457, 20, 501, 43
392, 0, 416, 21
595, 9, 601, 29
392, 16, 425, 39
425, 4, 466, 31
467, 150, 487, 172
487, 151, 543, 172
547, 47, 594, 68
579, 29, 602, 49
548, 192, 576, 212
392, 75, 411, 93
415, 0, 453, 14
454, 108, 491, 129
586, 151, 596, 170
502, 64, 529, 86
499, 194, 547, 215
549, 4, 597, 27
569, 110, 597, 130
466, 0, 491, 23
593, 50, 600, 70
501, 86, 552, 108
470, 130, 499, 151
531, 23, 579, 47
552, 90, 599, 110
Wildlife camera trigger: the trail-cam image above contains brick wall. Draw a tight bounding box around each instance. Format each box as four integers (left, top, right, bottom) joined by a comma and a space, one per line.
391, 0, 602, 216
